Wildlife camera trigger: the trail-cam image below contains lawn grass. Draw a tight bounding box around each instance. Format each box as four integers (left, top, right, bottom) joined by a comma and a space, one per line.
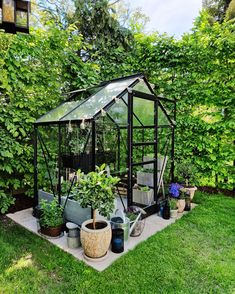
0, 192, 235, 293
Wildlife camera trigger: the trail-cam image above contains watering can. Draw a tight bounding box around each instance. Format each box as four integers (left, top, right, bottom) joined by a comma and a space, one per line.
110, 209, 142, 241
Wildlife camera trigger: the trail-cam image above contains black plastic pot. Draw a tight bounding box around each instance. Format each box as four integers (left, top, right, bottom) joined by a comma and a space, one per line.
162, 200, 171, 220
184, 200, 191, 211
61, 151, 116, 173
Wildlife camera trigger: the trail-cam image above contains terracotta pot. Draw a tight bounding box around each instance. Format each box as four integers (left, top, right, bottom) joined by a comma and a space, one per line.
177, 199, 185, 213
40, 225, 62, 237
80, 219, 111, 259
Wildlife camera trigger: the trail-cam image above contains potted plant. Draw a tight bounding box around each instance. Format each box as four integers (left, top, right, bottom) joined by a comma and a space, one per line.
170, 198, 178, 218
169, 182, 187, 213
177, 189, 186, 213
133, 185, 154, 205
176, 162, 198, 200
39, 198, 64, 237
73, 164, 120, 259
137, 155, 167, 187
38, 175, 91, 227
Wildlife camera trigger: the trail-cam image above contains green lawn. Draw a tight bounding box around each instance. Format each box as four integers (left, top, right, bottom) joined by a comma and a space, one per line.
0, 192, 235, 294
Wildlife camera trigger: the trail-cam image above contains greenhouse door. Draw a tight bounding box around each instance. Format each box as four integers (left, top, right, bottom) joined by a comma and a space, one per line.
127, 89, 159, 215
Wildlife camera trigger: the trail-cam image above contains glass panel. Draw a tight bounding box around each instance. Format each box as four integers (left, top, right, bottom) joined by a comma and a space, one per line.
61, 77, 137, 121
107, 94, 127, 126
36, 101, 81, 123
95, 116, 118, 172
133, 97, 154, 126
61, 122, 93, 174
157, 128, 172, 185
133, 132, 155, 206
158, 105, 171, 126
3, 0, 14, 23
16, 10, 27, 27
37, 125, 59, 193
133, 79, 152, 94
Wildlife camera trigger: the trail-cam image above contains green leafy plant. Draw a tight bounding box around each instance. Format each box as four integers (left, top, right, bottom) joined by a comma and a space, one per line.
39, 198, 64, 228
176, 162, 197, 186
140, 186, 150, 192
72, 164, 120, 229
178, 189, 186, 199
170, 198, 178, 210
0, 190, 15, 214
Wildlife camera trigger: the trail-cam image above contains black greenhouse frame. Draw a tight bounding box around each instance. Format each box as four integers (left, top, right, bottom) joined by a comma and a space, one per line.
34, 73, 176, 216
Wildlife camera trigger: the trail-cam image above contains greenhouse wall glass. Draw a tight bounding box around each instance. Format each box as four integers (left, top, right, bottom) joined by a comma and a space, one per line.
34, 73, 176, 216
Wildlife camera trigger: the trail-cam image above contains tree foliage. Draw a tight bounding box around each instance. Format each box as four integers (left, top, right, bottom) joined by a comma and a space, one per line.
0, 23, 99, 212
125, 12, 235, 188
203, 0, 232, 22
0, 5, 234, 213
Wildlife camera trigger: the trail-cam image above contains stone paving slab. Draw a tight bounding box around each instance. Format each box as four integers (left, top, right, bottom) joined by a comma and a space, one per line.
7, 204, 196, 271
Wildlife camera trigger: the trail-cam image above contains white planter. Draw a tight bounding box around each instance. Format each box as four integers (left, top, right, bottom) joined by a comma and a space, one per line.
137, 171, 154, 187
38, 190, 91, 226
62, 198, 91, 226
133, 189, 154, 205
171, 209, 178, 218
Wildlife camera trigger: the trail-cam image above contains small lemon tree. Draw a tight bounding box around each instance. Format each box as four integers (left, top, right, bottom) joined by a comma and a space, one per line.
73, 164, 120, 229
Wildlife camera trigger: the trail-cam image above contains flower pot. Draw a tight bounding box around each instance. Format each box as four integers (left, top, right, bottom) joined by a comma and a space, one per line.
38, 190, 91, 226
133, 188, 154, 205
40, 224, 63, 237
177, 199, 185, 213
171, 209, 178, 218
80, 219, 111, 259
187, 187, 197, 200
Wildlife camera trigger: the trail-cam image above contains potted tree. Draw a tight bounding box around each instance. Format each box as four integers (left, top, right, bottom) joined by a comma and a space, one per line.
176, 162, 198, 200
39, 198, 64, 237
73, 164, 120, 259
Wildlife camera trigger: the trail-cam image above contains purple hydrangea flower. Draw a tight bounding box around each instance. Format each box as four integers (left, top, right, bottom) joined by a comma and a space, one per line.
169, 183, 183, 198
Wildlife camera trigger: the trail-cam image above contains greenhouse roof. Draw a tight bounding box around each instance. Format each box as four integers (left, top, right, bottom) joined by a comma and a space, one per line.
35, 73, 174, 126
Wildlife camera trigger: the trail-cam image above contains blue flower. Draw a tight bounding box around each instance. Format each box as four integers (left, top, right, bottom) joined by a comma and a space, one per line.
169, 183, 183, 198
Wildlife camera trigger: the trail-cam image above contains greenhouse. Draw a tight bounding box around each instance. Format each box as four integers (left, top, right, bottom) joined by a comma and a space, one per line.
34, 73, 176, 216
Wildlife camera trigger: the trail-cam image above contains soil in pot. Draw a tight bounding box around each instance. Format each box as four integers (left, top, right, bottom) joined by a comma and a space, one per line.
40, 225, 63, 237
86, 222, 107, 230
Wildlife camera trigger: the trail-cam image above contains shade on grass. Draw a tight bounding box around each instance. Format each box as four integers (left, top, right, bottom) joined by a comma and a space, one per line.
0, 192, 235, 293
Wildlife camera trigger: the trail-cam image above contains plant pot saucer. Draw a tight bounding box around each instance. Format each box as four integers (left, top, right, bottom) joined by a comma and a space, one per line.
38, 230, 64, 239
83, 251, 109, 262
